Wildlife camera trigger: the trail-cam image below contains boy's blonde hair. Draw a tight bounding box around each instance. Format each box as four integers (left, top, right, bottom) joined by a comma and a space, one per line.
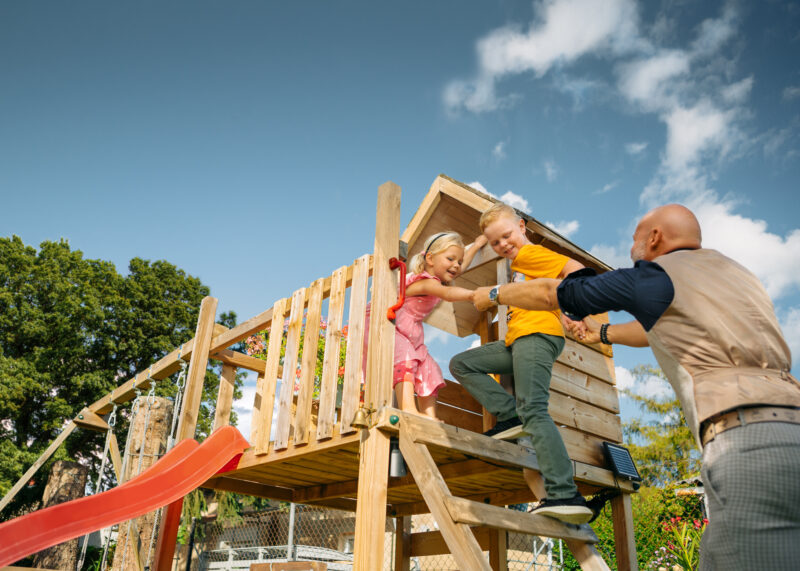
409, 231, 465, 277
479, 203, 520, 232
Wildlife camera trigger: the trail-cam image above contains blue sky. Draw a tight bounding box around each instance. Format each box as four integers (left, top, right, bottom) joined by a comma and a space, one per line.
2, 1, 799, 437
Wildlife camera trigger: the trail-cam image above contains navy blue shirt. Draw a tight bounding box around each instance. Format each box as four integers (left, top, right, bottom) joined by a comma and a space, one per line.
556, 261, 675, 331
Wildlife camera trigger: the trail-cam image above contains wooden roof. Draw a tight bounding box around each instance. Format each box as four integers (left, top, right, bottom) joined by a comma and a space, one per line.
400, 174, 613, 338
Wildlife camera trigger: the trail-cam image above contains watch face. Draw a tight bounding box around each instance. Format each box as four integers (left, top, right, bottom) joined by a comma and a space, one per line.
489, 287, 498, 301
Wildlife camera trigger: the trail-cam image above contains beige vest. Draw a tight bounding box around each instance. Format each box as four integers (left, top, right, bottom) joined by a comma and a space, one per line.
644, 249, 800, 446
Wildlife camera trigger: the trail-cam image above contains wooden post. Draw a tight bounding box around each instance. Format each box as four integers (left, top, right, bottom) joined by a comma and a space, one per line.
352, 182, 400, 570
153, 296, 218, 571
0, 422, 77, 514
394, 516, 411, 571
611, 492, 638, 571
488, 528, 507, 571
213, 364, 237, 430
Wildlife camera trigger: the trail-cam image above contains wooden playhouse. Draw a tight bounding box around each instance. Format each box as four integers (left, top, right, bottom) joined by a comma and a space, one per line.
2, 175, 638, 571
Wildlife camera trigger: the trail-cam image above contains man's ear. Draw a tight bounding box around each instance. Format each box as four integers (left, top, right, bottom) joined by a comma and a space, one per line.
648, 227, 663, 254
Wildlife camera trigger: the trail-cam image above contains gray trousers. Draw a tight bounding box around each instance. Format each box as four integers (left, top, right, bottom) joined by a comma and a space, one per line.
449, 333, 577, 500
700, 420, 800, 570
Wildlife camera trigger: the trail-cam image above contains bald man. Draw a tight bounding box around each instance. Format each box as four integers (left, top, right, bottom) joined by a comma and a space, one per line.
473, 204, 800, 570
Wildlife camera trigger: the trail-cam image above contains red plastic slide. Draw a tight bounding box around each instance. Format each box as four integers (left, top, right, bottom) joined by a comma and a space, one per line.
0, 425, 248, 567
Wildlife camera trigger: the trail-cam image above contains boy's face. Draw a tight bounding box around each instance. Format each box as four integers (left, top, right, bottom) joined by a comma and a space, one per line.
483, 214, 529, 259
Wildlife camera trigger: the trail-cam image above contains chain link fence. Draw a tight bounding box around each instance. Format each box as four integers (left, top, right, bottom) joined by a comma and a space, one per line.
188, 503, 562, 570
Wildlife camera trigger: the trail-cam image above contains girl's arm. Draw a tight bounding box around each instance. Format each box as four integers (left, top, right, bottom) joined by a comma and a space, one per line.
405, 278, 474, 302
461, 235, 488, 271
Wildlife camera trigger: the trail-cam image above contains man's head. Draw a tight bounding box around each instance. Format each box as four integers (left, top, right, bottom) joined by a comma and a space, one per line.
630, 204, 702, 262
480, 203, 531, 260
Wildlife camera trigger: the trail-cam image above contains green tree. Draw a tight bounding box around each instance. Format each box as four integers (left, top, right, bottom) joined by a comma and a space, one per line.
623, 365, 700, 487
0, 236, 239, 518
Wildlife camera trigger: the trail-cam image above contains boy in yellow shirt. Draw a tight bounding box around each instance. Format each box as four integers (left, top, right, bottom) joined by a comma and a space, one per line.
450, 203, 592, 524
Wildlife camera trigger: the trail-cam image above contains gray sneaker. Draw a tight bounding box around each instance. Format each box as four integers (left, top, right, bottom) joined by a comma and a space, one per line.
530, 494, 593, 525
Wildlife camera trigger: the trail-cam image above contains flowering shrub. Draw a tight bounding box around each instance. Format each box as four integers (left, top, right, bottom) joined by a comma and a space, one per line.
245, 315, 349, 399
661, 516, 708, 571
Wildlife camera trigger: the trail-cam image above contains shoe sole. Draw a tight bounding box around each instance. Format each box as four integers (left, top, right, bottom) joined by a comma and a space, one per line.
532, 506, 593, 525
490, 425, 527, 440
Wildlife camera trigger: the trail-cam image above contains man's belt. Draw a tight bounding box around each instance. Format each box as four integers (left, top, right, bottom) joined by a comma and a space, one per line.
700, 406, 800, 447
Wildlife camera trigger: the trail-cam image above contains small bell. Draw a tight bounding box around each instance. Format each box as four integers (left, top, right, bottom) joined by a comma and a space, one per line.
351, 407, 372, 429
389, 437, 407, 478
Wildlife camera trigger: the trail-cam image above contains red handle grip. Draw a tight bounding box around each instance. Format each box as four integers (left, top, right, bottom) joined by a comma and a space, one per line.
387, 257, 406, 323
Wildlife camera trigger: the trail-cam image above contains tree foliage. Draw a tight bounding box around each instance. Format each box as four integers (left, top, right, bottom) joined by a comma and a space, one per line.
0, 235, 239, 517
622, 364, 700, 487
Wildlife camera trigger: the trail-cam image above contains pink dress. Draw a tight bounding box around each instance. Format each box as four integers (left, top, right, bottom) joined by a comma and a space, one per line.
392, 272, 446, 397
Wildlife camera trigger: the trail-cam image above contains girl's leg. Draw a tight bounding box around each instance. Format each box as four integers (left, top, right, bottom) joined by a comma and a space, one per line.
393, 362, 421, 414
416, 394, 439, 421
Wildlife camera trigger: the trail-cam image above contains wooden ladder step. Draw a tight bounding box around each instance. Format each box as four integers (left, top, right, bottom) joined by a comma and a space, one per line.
444, 496, 598, 543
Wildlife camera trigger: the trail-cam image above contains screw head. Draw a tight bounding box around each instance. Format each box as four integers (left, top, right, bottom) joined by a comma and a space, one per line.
78, 414, 84, 420
389, 415, 399, 425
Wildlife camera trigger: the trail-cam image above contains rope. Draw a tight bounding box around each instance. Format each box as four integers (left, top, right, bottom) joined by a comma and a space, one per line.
75, 404, 117, 571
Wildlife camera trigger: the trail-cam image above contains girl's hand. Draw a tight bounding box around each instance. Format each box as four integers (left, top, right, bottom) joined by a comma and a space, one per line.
472, 234, 488, 249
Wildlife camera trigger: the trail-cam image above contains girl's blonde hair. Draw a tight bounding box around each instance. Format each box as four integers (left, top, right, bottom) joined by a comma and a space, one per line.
409, 231, 465, 277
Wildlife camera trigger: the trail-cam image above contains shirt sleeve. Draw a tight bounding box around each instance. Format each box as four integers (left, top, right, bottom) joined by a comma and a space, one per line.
556, 261, 675, 331
510, 244, 568, 279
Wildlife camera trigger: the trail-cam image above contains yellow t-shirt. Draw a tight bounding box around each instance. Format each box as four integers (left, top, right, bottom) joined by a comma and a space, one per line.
505, 244, 568, 345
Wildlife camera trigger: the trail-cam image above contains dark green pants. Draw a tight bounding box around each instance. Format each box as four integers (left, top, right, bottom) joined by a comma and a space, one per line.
449, 333, 576, 500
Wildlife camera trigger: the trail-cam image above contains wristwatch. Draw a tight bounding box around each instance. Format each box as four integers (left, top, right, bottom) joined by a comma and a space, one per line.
488, 285, 500, 306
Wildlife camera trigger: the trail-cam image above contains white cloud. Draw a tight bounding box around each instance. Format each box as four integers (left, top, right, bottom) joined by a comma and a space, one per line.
780, 306, 800, 365
468, 180, 490, 195
492, 141, 507, 160
617, 50, 690, 111
783, 86, 800, 101
596, 181, 619, 194
615, 366, 635, 390
423, 323, 450, 346
615, 365, 673, 399
469, 338, 482, 349
721, 76, 753, 104
625, 141, 648, 155
499, 191, 531, 213
692, 199, 800, 299
443, 0, 641, 113
469, 181, 532, 214
232, 380, 258, 444
662, 101, 733, 172
545, 219, 580, 238
589, 243, 630, 269
543, 158, 558, 182
690, 5, 737, 55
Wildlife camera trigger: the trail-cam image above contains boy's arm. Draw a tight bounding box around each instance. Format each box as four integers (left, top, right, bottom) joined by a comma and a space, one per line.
406, 278, 474, 303
559, 258, 584, 279
461, 235, 488, 270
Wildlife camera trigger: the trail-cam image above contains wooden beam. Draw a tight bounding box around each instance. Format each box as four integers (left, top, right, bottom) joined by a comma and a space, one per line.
295, 278, 324, 445
444, 497, 598, 543
408, 526, 495, 557
353, 181, 401, 571
211, 349, 266, 373
202, 476, 294, 501
488, 527, 507, 571
398, 430, 491, 571
0, 422, 77, 514
611, 492, 638, 571
394, 517, 411, 571
73, 408, 110, 432
213, 364, 236, 431
316, 265, 348, 441
274, 288, 306, 451
253, 297, 289, 454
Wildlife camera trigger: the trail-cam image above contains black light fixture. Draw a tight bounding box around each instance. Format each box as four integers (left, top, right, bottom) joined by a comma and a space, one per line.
602, 442, 642, 483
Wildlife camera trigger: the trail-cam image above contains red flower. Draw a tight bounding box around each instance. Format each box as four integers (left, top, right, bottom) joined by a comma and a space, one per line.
338, 366, 345, 376
342, 325, 349, 337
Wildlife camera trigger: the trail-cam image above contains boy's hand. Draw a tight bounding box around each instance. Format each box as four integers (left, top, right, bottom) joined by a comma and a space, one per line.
472, 286, 495, 311
561, 314, 586, 338
472, 234, 488, 249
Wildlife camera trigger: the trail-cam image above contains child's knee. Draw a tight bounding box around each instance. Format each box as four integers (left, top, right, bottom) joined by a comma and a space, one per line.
448, 352, 468, 377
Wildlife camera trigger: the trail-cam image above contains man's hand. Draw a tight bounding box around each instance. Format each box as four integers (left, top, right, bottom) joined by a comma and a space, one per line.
473, 286, 495, 311
577, 315, 602, 344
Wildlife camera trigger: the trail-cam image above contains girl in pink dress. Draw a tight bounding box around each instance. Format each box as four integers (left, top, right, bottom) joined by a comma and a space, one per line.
393, 231, 483, 420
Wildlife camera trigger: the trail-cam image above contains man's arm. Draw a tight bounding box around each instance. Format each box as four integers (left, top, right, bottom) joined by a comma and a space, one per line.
472, 279, 561, 312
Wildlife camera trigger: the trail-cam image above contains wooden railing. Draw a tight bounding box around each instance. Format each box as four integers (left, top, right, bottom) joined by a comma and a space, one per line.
239, 254, 374, 455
